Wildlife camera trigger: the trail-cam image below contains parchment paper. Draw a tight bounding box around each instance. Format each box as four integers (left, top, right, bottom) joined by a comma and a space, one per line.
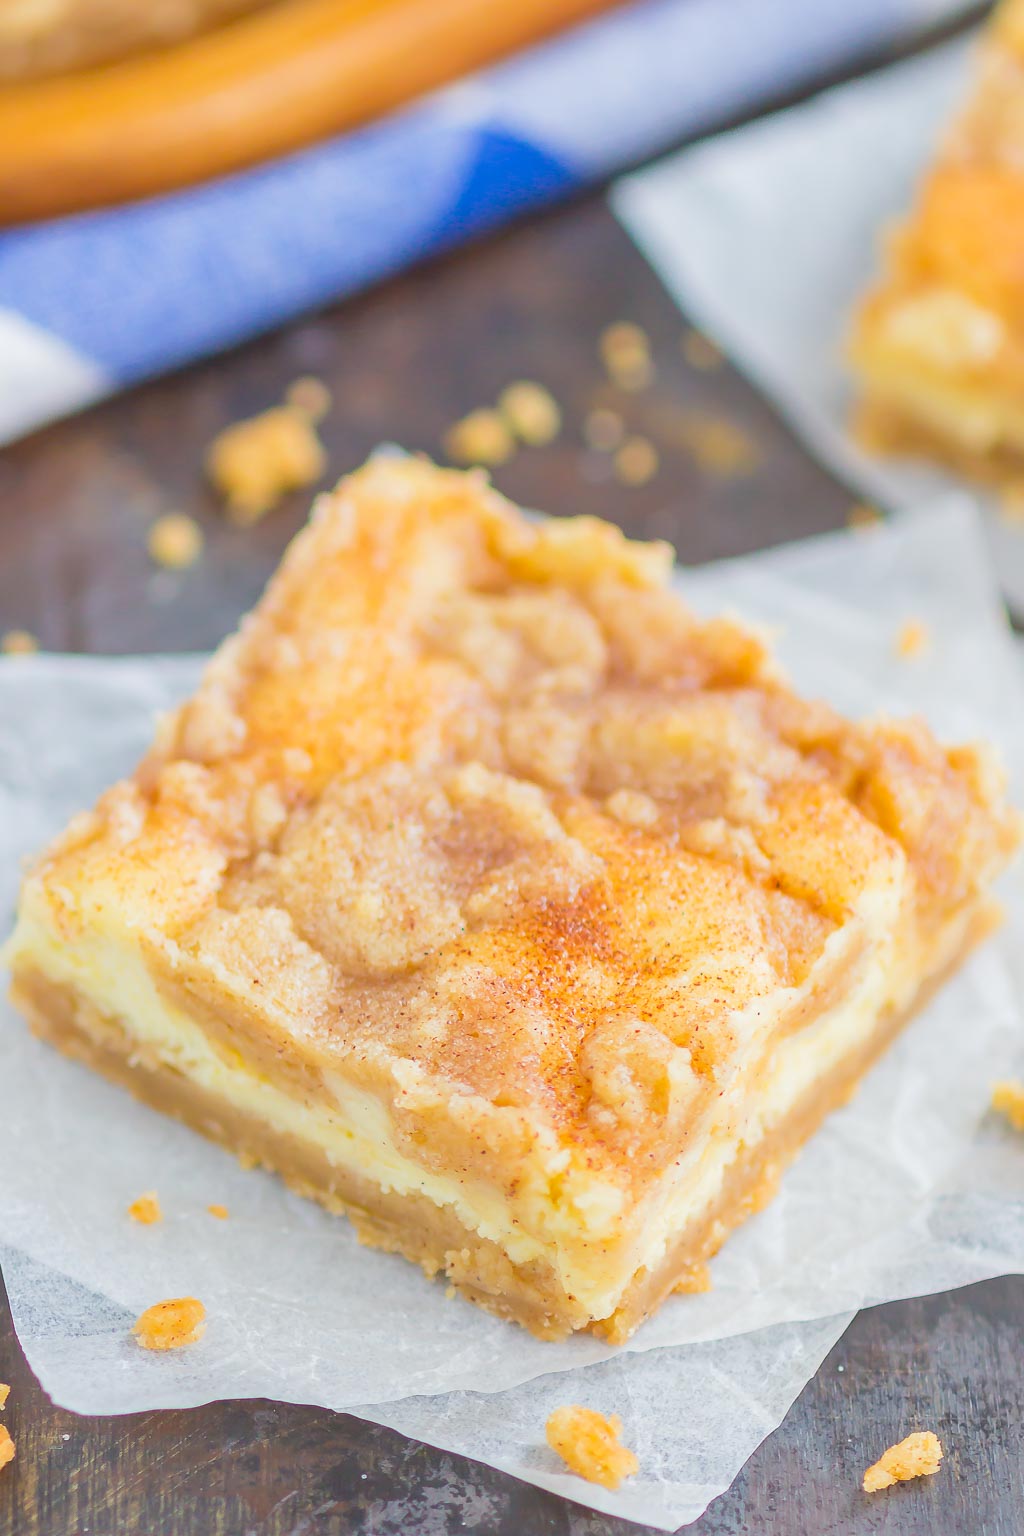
2, 501, 1023, 1528
612, 31, 1024, 616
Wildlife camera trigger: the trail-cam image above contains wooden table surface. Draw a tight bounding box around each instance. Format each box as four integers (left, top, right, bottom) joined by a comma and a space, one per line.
1, 126, 1022, 1536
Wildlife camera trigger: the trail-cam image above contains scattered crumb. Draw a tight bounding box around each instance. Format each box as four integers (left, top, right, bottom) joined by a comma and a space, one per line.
677, 413, 759, 477
681, 329, 722, 371
207, 404, 326, 524
1, 629, 38, 656
0, 1425, 13, 1472
992, 1079, 1024, 1131
444, 1284, 456, 1300
863, 1431, 943, 1493
147, 513, 203, 571
285, 375, 332, 423
600, 322, 654, 391
0, 1384, 9, 1409
132, 1297, 206, 1352
614, 435, 659, 487
582, 407, 625, 452
207, 1203, 229, 1220
847, 502, 883, 531
894, 619, 931, 659
498, 381, 561, 446
672, 1262, 712, 1294
546, 1406, 639, 1490
443, 408, 515, 467
127, 1191, 162, 1225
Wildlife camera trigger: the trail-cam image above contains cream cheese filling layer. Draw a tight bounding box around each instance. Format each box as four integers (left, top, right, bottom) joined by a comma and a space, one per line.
4, 898, 945, 1321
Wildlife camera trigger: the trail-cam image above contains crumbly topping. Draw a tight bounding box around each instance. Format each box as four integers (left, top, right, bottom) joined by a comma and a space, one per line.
0, 1424, 13, 1472
546, 1405, 639, 1489
132, 1297, 206, 1351
497, 381, 561, 446
148, 514, 203, 571
207, 1203, 229, 1219
1, 630, 38, 656
444, 408, 515, 467
127, 1191, 163, 1225
992, 1078, 1024, 1130
863, 1430, 943, 1492
23, 458, 1022, 1189
894, 619, 931, 659
207, 404, 325, 524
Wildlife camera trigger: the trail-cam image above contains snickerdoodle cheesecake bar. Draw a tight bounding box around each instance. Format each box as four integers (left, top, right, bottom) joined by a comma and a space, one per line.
5, 457, 1019, 1340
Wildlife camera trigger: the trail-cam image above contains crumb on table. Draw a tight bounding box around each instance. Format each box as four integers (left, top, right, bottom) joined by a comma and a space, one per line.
614, 436, 659, 487
600, 322, 654, 391
545, 1405, 639, 1490
132, 1297, 206, 1352
998, 481, 1024, 527
847, 502, 884, 531
207, 404, 326, 524
443, 408, 515, 467
863, 1430, 943, 1493
894, 619, 931, 659
498, 381, 561, 446
681, 329, 722, 371
0, 1424, 13, 1472
148, 513, 203, 571
127, 1191, 163, 1225
583, 408, 625, 452
285, 375, 332, 423
1, 629, 39, 656
207, 1203, 229, 1220
677, 412, 759, 477
0, 1384, 9, 1409
992, 1079, 1024, 1131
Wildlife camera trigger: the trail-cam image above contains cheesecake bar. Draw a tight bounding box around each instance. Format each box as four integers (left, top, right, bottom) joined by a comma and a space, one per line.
850, 0, 1024, 482
5, 457, 1019, 1340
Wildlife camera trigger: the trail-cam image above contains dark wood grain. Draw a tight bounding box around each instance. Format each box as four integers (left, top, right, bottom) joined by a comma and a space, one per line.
0, 190, 1020, 1536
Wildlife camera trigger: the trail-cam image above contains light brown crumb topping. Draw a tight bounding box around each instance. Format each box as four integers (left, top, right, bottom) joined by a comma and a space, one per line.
0, 1424, 13, 1472
127, 1191, 163, 1225
992, 1078, 1024, 1130
132, 1297, 206, 1351
148, 514, 203, 571
1, 630, 38, 656
894, 619, 931, 659
546, 1405, 639, 1489
863, 1430, 943, 1492
0, 1384, 9, 1409
207, 1203, 229, 1219
498, 381, 561, 446
207, 405, 325, 524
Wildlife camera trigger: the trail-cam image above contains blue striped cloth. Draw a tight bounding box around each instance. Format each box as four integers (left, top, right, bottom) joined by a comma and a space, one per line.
0, 0, 970, 444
